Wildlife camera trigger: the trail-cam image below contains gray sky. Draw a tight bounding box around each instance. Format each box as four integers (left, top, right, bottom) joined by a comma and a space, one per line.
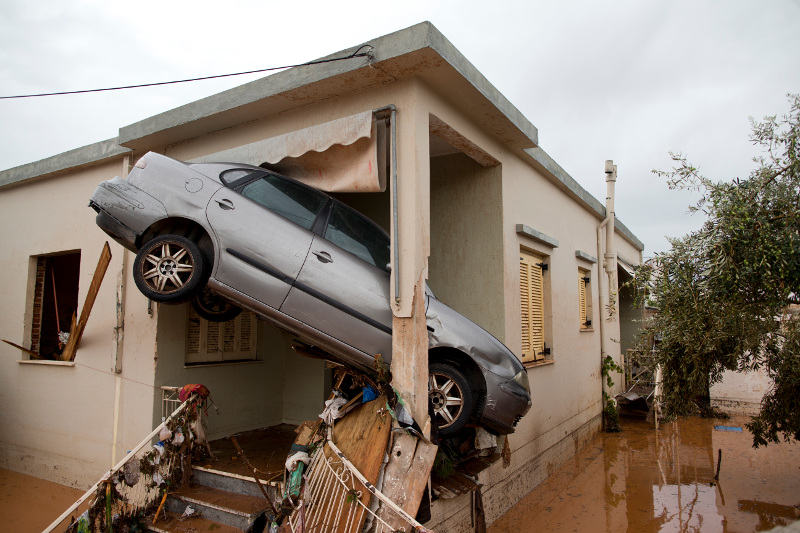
1, 0, 798, 257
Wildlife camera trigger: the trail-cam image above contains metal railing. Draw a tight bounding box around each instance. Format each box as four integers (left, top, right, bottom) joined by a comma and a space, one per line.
43, 392, 199, 533
287, 428, 431, 533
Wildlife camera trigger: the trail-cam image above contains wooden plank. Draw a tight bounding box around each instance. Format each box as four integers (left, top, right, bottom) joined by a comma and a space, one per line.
377, 432, 437, 529
2, 339, 43, 359
62, 242, 112, 361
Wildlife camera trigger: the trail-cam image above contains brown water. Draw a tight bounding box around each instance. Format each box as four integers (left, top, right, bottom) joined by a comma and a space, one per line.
491, 416, 800, 533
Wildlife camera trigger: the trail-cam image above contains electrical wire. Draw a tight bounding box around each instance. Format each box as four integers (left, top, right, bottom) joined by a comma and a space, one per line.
0, 45, 374, 100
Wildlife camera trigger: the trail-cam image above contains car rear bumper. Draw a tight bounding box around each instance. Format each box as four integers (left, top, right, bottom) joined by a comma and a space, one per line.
89, 177, 168, 251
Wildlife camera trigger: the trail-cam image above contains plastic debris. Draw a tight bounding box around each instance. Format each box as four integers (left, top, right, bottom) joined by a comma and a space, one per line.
123, 460, 141, 487
152, 471, 164, 485
159, 427, 172, 442
320, 393, 348, 425
180, 506, 195, 519
285, 451, 310, 472
362, 386, 378, 403
172, 427, 185, 446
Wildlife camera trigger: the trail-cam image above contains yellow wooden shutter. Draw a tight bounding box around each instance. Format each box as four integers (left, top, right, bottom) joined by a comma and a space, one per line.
579, 271, 587, 329
520, 250, 545, 362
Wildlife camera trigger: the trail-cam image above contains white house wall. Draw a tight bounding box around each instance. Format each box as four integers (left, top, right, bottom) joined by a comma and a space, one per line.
0, 158, 159, 488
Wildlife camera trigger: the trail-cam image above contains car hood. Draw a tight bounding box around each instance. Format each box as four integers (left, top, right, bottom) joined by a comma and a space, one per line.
425, 295, 525, 379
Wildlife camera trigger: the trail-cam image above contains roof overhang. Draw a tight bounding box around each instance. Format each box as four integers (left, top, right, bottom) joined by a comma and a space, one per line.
118, 22, 539, 153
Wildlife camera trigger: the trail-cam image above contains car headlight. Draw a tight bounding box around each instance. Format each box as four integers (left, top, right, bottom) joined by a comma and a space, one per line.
511, 369, 530, 393
500, 369, 532, 404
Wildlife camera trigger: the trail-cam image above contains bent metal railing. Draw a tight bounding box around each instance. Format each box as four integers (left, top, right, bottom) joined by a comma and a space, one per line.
43, 391, 204, 533
287, 427, 432, 533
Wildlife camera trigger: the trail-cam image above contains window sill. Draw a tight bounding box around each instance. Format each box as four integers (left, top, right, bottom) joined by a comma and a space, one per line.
18, 359, 76, 367
524, 359, 554, 369
184, 359, 263, 369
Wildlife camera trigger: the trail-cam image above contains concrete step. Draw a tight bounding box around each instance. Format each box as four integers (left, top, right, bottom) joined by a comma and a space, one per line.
192, 465, 280, 500
148, 510, 246, 533
164, 484, 268, 531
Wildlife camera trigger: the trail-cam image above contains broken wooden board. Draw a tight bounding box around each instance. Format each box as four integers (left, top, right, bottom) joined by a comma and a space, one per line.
62, 242, 112, 361
376, 431, 438, 529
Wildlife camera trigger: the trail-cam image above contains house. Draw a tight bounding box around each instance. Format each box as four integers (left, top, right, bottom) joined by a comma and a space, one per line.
0, 22, 644, 529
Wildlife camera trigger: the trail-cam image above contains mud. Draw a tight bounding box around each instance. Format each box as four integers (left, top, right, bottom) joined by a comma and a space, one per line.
490, 415, 800, 532
0, 467, 85, 531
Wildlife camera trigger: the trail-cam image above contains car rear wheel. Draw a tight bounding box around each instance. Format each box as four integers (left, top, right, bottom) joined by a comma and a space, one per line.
429, 362, 474, 437
191, 287, 242, 322
134, 234, 207, 304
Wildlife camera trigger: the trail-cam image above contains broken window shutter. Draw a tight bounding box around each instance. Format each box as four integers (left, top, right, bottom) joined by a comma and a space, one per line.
186, 307, 257, 364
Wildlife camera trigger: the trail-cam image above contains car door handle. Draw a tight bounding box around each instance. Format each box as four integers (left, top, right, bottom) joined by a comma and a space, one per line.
312, 251, 333, 263
214, 198, 235, 210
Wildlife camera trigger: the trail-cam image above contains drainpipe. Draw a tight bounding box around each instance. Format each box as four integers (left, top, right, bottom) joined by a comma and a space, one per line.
597, 161, 617, 411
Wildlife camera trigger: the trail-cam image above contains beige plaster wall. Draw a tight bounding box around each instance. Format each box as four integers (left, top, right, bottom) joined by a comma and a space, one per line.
429, 153, 505, 340
0, 158, 159, 488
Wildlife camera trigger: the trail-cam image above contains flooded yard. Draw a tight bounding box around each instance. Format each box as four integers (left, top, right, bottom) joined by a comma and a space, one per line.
491, 415, 800, 532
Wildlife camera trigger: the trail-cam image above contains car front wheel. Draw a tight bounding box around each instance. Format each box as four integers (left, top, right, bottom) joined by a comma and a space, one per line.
429, 362, 474, 437
133, 234, 207, 304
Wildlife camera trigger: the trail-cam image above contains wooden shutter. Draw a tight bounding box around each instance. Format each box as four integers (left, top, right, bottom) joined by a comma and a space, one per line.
520, 250, 545, 362
186, 307, 257, 364
579, 271, 587, 329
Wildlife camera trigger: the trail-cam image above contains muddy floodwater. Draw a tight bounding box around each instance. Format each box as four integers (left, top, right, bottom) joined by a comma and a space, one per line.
491, 415, 800, 532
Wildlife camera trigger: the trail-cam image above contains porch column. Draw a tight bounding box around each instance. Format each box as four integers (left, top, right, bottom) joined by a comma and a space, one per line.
390, 88, 431, 431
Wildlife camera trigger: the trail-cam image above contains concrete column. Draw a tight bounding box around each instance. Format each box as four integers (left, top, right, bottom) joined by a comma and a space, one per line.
390, 83, 431, 429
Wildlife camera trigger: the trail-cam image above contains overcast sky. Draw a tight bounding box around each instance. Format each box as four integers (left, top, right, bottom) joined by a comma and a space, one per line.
1, 0, 798, 257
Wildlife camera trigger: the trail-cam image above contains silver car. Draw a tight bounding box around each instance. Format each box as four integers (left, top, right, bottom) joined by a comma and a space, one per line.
89, 152, 531, 435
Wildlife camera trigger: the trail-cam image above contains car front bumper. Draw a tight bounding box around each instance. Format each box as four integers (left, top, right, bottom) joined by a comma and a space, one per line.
479, 369, 532, 435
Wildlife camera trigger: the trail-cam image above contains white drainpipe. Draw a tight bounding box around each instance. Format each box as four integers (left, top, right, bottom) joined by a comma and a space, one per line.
597, 161, 617, 406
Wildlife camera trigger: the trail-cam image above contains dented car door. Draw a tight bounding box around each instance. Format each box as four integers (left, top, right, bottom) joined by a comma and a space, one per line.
205, 171, 326, 309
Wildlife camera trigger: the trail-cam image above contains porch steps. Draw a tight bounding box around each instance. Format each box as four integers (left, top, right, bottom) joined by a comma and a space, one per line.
147, 467, 276, 533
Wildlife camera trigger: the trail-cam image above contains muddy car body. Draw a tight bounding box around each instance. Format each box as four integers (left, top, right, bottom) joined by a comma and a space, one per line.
90, 152, 531, 435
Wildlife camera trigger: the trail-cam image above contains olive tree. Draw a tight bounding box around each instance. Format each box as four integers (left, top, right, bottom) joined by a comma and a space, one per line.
634, 94, 800, 447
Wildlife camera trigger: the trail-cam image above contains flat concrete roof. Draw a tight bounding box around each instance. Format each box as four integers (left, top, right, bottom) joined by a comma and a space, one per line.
118, 22, 539, 153
0, 138, 129, 190
0, 22, 643, 251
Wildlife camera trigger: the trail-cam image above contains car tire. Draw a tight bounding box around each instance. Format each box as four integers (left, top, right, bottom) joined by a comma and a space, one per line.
191, 287, 242, 322
133, 234, 207, 304
429, 362, 474, 437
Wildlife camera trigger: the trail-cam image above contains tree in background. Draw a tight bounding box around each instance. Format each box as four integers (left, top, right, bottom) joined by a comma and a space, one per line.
634, 94, 800, 447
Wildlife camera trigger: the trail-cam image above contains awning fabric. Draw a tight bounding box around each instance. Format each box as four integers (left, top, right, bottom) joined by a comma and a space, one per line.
193, 111, 387, 193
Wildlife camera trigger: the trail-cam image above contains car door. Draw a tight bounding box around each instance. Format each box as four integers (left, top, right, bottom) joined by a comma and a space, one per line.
206, 170, 327, 309
280, 201, 392, 358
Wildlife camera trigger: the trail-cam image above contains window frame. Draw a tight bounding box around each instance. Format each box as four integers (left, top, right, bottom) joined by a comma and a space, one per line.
28, 250, 82, 361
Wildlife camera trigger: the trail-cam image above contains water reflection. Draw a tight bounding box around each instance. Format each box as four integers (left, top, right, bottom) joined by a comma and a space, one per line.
490, 416, 800, 532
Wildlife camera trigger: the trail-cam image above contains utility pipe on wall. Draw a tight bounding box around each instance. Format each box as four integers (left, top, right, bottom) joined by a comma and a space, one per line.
597, 160, 618, 411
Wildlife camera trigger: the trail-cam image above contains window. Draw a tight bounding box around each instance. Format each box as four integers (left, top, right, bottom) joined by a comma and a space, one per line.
520, 249, 546, 363
324, 203, 390, 270
30, 251, 81, 360
185, 306, 258, 364
240, 175, 326, 230
579, 268, 593, 330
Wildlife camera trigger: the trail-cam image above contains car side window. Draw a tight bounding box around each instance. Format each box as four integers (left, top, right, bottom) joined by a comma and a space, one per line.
324, 203, 390, 270
240, 175, 326, 231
